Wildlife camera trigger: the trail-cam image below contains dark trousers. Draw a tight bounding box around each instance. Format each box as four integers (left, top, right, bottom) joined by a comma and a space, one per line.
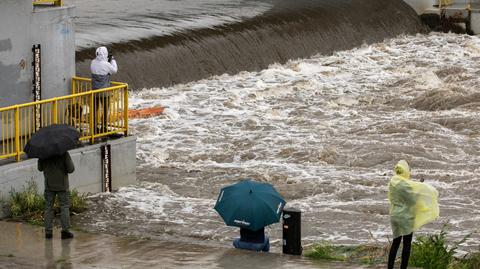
94, 94, 110, 134
44, 190, 70, 232
233, 237, 270, 252
388, 233, 413, 269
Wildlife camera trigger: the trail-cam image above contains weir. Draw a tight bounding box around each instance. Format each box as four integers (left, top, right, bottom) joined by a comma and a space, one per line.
75, 0, 426, 89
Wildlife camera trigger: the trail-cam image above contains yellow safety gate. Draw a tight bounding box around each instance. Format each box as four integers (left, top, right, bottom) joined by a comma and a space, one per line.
0, 77, 128, 162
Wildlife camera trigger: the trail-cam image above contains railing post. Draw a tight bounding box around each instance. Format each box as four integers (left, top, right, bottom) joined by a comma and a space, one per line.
53, 99, 58, 124
90, 91, 95, 144
15, 107, 20, 161
124, 85, 129, 136
72, 77, 75, 94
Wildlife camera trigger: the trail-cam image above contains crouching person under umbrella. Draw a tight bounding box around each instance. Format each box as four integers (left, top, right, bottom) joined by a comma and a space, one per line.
39, 152, 75, 239
214, 179, 285, 253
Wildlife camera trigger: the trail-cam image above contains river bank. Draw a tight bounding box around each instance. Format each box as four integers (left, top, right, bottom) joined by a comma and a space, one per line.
0, 221, 385, 268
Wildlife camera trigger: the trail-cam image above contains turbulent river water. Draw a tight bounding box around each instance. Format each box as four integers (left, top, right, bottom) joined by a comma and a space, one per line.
70, 0, 424, 88
75, 32, 480, 252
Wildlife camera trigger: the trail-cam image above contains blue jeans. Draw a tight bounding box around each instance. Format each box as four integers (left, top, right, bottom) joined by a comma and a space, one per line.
233, 237, 270, 252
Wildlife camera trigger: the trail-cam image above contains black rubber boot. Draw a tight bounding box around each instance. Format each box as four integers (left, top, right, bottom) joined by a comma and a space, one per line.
45, 231, 53, 239
61, 230, 74, 239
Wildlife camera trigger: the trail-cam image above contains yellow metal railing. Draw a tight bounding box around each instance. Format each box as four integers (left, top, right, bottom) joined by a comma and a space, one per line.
33, 0, 63, 6
0, 77, 128, 161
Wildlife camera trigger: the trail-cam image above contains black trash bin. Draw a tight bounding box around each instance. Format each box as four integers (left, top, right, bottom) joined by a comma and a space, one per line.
282, 208, 302, 255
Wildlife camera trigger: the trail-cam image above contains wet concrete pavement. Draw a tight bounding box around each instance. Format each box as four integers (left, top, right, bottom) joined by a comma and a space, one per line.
0, 221, 386, 268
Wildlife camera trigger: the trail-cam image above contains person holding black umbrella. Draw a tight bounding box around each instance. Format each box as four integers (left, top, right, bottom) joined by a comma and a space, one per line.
24, 124, 80, 239
39, 152, 75, 239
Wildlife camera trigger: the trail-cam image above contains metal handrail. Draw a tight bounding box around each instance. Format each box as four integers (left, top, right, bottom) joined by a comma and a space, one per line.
33, 0, 63, 6
0, 77, 129, 161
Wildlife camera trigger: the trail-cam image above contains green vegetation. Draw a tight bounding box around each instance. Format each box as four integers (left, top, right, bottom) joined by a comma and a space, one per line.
409, 227, 467, 269
6, 180, 88, 225
8, 180, 44, 224
305, 242, 388, 265
69, 189, 88, 213
450, 251, 480, 269
409, 225, 480, 269
306, 227, 479, 269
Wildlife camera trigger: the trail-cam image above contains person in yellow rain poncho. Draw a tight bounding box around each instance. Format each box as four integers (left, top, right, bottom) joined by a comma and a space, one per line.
387, 160, 439, 269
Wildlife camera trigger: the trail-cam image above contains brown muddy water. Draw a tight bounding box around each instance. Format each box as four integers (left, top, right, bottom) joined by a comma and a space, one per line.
73, 32, 480, 258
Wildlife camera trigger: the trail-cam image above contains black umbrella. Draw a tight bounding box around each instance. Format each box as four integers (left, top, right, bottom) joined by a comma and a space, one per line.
24, 124, 80, 159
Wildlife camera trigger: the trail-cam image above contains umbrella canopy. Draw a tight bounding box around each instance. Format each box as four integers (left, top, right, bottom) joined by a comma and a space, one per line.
24, 124, 80, 159
214, 179, 286, 231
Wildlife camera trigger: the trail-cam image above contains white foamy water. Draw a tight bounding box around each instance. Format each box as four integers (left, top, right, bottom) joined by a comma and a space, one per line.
79, 33, 480, 250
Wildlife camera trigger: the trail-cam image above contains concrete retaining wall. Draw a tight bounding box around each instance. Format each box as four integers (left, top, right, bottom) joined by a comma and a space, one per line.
0, 0, 75, 107
0, 136, 137, 217
31, 5, 76, 100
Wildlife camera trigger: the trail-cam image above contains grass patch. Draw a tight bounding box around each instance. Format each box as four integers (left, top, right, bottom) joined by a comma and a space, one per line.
409, 227, 464, 269
306, 227, 479, 268
64, 189, 88, 213
409, 226, 476, 269
451, 251, 480, 269
8, 180, 44, 224
6, 180, 88, 225
305, 243, 388, 264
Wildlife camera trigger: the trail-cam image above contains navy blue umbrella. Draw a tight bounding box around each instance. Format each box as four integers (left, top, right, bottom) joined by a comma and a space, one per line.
24, 124, 80, 159
214, 179, 286, 231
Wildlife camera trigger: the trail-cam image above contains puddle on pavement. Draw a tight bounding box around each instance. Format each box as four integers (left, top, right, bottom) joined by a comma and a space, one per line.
0, 221, 384, 268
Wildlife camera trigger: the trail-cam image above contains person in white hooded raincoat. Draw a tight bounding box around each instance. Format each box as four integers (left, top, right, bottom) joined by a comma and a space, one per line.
90, 46, 118, 133
387, 160, 439, 269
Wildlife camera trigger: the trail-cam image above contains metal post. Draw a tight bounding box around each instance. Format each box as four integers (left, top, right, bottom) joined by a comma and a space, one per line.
71, 77, 75, 94
15, 107, 20, 161
124, 85, 129, 136
53, 99, 58, 124
90, 92, 95, 144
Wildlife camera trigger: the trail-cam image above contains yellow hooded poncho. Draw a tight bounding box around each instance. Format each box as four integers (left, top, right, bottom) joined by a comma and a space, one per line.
388, 160, 439, 238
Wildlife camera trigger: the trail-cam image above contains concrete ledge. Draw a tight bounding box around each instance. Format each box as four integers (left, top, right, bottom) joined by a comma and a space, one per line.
0, 135, 137, 217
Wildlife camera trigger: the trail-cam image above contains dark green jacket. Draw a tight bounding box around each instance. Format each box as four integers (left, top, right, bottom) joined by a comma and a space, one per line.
38, 152, 75, 191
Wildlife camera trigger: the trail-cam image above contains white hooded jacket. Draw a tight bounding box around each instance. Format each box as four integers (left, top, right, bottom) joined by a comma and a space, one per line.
90, 47, 118, 89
